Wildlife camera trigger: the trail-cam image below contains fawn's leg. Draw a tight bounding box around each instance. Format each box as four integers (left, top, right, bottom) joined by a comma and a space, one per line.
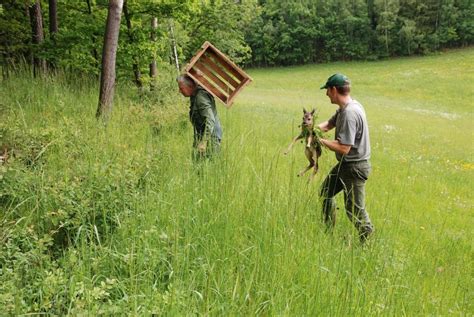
285, 135, 302, 155
298, 148, 314, 177
307, 135, 313, 148
298, 164, 314, 177
308, 150, 319, 182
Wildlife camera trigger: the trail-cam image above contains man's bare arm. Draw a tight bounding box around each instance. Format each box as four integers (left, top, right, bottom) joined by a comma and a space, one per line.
320, 139, 351, 155
318, 121, 335, 132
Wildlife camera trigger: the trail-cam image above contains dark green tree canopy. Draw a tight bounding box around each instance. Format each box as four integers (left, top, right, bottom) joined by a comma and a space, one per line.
1, 0, 472, 79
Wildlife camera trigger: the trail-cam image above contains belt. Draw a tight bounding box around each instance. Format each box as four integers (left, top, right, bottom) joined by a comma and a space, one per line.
339, 159, 370, 166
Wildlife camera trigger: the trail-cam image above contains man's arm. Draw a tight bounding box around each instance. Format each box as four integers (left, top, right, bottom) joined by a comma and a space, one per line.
320, 139, 351, 155
318, 120, 335, 132
196, 92, 216, 151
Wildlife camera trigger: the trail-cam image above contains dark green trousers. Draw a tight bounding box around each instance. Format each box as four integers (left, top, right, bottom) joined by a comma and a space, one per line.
320, 160, 374, 241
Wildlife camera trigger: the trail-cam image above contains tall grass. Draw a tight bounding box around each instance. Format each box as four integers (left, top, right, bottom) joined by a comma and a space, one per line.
1, 48, 473, 315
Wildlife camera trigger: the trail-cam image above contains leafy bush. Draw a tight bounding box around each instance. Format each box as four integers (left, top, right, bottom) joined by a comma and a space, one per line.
0, 70, 186, 313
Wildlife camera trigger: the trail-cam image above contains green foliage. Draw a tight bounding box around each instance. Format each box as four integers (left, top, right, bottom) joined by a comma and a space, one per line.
2, 0, 473, 77
1, 0, 256, 82
246, 1, 320, 65
181, 0, 255, 65
0, 71, 186, 314
0, 1, 31, 68
452, 0, 474, 46
245, 0, 474, 65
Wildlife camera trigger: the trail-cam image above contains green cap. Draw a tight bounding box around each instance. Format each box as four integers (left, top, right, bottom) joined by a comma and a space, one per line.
320, 73, 350, 89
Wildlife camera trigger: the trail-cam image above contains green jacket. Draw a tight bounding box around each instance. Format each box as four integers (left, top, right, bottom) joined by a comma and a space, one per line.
189, 86, 222, 146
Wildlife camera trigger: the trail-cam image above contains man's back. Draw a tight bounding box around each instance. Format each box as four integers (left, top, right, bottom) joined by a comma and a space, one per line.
190, 86, 222, 141
330, 100, 370, 162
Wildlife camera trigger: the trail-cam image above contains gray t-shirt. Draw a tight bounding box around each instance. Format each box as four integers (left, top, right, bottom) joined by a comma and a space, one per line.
328, 100, 370, 162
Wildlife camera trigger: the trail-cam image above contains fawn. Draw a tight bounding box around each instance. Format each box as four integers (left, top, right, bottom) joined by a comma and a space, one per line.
284, 108, 322, 181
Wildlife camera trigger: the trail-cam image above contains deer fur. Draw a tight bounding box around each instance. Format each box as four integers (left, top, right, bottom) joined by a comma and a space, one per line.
284, 108, 322, 181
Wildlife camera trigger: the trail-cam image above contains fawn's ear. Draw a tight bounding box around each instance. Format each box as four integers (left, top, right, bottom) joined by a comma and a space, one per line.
311, 108, 316, 115
303, 108, 307, 113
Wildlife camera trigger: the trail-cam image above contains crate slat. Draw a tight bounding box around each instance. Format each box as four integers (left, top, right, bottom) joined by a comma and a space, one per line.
185, 41, 252, 107
205, 51, 244, 82
227, 77, 251, 106
200, 54, 240, 89
194, 60, 232, 97
188, 68, 228, 103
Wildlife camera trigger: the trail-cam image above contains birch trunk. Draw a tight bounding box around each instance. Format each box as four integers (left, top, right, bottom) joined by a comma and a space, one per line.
150, 17, 158, 91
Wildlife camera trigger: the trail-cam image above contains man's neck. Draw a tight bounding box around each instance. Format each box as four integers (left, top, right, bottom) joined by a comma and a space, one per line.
337, 95, 352, 108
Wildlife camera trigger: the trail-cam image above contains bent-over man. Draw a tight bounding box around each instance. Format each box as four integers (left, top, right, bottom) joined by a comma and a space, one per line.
177, 75, 222, 161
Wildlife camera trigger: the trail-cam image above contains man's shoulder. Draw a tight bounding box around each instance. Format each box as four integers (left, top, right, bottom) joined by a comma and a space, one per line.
196, 86, 214, 101
193, 87, 216, 110
347, 99, 363, 108
338, 104, 363, 124
346, 100, 366, 115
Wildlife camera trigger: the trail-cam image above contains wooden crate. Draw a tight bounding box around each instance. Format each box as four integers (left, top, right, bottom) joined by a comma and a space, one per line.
184, 41, 252, 107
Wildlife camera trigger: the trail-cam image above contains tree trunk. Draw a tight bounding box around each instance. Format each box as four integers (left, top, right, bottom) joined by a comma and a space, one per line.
29, 0, 47, 76
383, 0, 389, 56
149, 17, 157, 91
2, 52, 9, 80
435, 0, 441, 50
48, 0, 58, 37
169, 20, 179, 73
123, 0, 142, 88
367, 0, 376, 30
48, 0, 58, 70
96, 0, 124, 121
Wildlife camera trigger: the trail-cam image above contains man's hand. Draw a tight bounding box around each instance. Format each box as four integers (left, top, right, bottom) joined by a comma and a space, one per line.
197, 141, 207, 153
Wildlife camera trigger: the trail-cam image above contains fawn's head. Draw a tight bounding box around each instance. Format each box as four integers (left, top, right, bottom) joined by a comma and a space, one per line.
302, 108, 316, 129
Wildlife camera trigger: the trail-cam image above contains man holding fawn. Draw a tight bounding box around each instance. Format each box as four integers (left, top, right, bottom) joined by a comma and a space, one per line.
318, 74, 374, 243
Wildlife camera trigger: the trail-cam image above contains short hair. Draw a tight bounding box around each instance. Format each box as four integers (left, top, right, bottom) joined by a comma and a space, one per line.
176, 74, 195, 88
335, 85, 351, 95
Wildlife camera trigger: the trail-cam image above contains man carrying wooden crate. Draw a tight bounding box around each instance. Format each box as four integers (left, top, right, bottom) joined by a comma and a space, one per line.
177, 74, 223, 161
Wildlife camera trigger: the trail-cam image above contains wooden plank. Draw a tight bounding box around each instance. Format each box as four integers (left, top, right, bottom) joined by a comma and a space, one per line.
206, 50, 244, 82
204, 41, 251, 80
188, 68, 228, 103
195, 60, 232, 96
200, 54, 240, 89
184, 42, 211, 73
227, 78, 251, 106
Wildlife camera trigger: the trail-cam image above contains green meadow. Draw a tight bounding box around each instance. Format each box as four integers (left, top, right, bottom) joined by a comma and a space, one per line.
1, 48, 473, 315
